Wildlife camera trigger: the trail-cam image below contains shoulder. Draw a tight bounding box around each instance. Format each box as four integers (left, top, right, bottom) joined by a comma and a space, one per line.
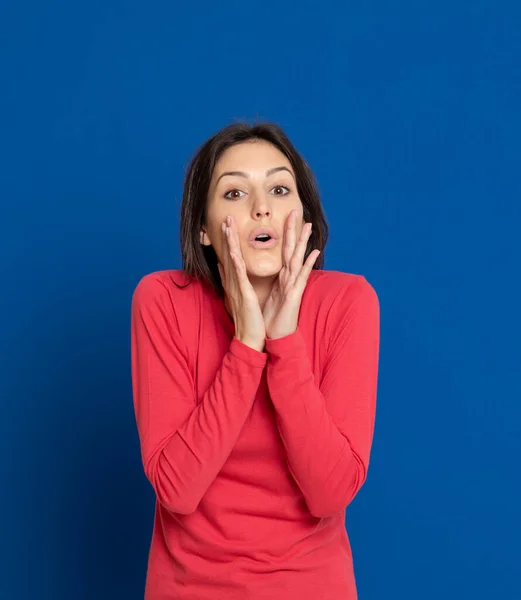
131, 271, 210, 358
305, 270, 379, 352
306, 269, 379, 309
131, 269, 206, 312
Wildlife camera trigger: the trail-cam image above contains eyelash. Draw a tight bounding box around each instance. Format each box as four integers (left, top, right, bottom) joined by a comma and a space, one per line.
223, 185, 291, 200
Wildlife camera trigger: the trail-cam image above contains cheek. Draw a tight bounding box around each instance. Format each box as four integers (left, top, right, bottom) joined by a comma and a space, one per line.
204, 208, 224, 243
287, 200, 304, 218
210, 226, 224, 259
285, 205, 304, 230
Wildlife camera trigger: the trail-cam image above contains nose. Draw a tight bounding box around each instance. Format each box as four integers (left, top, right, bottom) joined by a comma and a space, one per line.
254, 207, 271, 218
251, 193, 272, 220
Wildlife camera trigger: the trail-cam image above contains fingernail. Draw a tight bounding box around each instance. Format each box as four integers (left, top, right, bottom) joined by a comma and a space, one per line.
222, 222, 226, 233
226, 216, 231, 226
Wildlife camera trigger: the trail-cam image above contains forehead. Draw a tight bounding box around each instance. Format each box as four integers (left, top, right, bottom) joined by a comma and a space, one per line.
213, 140, 292, 176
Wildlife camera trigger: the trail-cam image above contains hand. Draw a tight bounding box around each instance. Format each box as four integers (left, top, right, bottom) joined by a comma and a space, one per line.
263, 210, 321, 340
217, 215, 266, 352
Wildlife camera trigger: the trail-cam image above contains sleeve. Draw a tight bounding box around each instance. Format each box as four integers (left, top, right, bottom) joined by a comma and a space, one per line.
130, 275, 268, 515
264, 276, 380, 519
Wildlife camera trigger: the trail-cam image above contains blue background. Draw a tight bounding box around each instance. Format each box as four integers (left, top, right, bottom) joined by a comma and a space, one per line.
1, 1, 520, 598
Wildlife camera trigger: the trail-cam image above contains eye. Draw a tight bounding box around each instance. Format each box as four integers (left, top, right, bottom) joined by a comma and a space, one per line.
224, 189, 246, 200
270, 185, 290, 196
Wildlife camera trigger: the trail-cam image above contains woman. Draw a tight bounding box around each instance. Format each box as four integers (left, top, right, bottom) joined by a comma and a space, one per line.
131, 121, 380, 599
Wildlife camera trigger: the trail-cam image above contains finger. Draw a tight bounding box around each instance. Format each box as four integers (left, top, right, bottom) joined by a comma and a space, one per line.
225, 217, 250, 291
228, 216, 249, 275
294, 249, 321, 292
227, 215, 243, 258
290, 222, 313, 275
229, 249, 252, 296
221, 220, 236, 291
283, 210, 298, 267
221, 221, 232, 272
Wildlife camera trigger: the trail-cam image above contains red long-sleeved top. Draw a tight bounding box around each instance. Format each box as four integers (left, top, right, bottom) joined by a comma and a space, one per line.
130, 268, 380, 599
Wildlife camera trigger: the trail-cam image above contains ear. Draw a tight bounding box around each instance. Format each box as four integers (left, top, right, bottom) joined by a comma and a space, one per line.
200, 226, 212, 246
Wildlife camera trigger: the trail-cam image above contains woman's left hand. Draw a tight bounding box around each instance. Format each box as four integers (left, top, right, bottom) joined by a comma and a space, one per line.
263, 209, 321, 340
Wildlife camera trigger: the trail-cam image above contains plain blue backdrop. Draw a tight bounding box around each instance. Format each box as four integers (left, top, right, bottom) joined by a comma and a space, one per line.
1, 1, 520, 598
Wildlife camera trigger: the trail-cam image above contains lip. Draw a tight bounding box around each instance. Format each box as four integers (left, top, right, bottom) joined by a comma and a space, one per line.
247, 226, 279, 249
248, 237, 278, 249
248, 227, 279, 241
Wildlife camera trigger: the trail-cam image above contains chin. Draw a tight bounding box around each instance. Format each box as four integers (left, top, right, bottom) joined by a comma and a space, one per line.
245, 256, 282, 279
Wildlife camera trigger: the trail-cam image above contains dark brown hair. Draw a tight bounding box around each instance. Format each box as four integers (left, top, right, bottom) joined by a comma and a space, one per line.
178, 120, 329, 297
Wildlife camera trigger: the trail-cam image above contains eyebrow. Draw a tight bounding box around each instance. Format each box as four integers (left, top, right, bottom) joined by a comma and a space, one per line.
215, 166, 295, 184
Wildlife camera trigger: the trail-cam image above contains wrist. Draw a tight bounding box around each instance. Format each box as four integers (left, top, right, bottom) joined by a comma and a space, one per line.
237, 336, 265, 353
266, 325, 297, 340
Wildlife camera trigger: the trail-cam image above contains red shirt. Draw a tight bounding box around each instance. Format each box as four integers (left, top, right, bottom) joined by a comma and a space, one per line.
130, 268, 380, 599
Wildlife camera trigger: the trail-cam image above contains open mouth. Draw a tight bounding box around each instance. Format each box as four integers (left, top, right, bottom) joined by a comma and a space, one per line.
249, 234, 277, 249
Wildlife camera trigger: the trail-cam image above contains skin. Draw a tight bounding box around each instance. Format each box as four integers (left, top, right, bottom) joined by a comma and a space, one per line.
201, 139, 320, 348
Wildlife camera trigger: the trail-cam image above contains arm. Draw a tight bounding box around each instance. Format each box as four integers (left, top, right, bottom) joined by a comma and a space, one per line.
264, 276, 380, 519
131, 275, 267, 515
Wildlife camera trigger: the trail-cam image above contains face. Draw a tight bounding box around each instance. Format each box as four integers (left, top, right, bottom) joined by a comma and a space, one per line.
201, 140, 304, 279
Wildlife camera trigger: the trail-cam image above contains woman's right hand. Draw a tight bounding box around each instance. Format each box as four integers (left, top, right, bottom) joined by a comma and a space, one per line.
217, 215, 266, 352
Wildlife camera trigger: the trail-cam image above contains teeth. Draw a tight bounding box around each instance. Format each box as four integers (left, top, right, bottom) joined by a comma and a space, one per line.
256, 235, 270, 241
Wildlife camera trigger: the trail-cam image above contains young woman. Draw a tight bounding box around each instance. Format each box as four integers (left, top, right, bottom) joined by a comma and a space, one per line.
131, 121, 380, 599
